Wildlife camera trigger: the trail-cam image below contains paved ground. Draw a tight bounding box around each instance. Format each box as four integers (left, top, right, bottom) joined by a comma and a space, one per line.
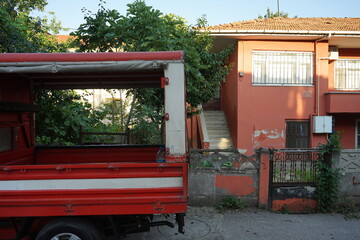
126, 207, 360, 240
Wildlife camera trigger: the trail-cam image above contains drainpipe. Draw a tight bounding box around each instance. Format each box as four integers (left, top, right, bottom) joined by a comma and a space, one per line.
311, 34, 331, 146
314, 33, 331, 116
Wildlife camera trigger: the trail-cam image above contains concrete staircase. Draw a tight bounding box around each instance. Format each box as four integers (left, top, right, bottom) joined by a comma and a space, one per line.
203, 111, 233, 149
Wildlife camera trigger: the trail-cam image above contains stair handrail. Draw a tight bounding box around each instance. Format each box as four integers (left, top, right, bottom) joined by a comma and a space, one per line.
198, 105, 210, 149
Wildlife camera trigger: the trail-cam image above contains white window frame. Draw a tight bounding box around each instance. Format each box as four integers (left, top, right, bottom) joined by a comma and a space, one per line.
252, 51, 314, 86
356, 119, 360, 149
334, 59, 360, 90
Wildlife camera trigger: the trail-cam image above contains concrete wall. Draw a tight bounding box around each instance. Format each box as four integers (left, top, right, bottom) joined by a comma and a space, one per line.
333, 150, 360, 204
189, 150, 259, 207
189, 169, 258, 207
188, 149, 360, 209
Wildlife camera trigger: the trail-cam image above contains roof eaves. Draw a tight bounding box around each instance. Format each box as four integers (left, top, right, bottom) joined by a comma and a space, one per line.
205, 29, 360, 36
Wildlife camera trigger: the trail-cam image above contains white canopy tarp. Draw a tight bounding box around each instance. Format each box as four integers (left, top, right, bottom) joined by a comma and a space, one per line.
0, 60, 168, 74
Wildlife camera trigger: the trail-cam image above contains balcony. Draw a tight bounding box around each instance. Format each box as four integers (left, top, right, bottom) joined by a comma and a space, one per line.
325, 92, 360, 113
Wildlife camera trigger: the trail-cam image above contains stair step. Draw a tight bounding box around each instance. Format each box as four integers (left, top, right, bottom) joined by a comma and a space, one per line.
204, 111, 224, 114
210, 140, 232, 149
204, 116, 225, 119
206, 122, 227, 126
209, 137, 232, 142
203, 110, 233, 149
204, 116, 226, 120
208, 129, 230, 133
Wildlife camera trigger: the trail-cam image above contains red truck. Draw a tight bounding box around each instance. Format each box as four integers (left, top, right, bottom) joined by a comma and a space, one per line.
0, 51, 188, 240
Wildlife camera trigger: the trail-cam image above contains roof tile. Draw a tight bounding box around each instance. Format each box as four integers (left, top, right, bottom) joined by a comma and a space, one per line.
208, 18, 360, 32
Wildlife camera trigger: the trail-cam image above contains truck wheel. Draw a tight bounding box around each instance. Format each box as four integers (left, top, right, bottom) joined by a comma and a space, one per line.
35, 218, 103, 240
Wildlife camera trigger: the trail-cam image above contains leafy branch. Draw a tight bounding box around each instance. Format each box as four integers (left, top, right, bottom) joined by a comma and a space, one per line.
316, 133, 342, 212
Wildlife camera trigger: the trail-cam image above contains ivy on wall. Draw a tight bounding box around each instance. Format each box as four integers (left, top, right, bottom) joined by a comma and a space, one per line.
316, 133, 342, 213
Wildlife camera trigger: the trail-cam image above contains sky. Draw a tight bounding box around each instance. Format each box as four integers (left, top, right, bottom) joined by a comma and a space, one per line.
37, 0, 360, 34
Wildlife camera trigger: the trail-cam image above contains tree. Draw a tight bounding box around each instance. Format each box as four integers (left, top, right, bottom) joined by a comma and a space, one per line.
0, 0, 70, 52
258, 7, 289, 19
35, 90, 106, 145
71, 0, 233, 108
71, 0, 233, 144
0, 1, 99, 145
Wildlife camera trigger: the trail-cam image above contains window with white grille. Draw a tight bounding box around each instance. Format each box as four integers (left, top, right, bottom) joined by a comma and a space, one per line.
335, 59, 360, 90
252, 51, 313, 85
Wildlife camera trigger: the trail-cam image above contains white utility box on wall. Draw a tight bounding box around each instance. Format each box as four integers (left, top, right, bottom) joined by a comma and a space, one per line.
313, 116, 333, 133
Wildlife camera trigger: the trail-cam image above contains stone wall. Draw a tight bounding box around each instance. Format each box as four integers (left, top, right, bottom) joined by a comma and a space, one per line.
189, 149, 259, 207
333, 150, 360, 204
188, 149, 360, 209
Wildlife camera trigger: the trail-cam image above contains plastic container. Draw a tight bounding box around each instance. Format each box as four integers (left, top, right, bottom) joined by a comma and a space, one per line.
156, 146, 166, 163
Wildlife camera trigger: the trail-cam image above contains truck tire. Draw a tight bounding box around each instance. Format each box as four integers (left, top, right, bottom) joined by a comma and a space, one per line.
35, 218, 104, 240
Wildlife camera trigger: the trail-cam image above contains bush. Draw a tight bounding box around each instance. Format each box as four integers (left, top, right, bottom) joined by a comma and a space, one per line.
334, 199, 359, 220
217, 195, 247, 212
316, 132, 342, 212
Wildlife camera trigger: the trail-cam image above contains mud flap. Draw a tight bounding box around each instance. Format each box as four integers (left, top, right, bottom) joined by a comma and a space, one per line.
176, 213, 185, 234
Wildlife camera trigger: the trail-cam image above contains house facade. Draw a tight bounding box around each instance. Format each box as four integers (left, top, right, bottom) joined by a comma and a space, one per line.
208, 18, 360, 154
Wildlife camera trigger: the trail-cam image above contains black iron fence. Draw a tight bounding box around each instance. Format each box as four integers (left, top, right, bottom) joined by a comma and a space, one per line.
79, 126, 130, 145
190, 148, 259, 171
270, 149, 320, 186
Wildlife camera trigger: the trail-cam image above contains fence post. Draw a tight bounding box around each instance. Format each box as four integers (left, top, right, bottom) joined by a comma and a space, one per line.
126, 128, 130, 144
258, 148, 270, 209
79, 126, 83, 145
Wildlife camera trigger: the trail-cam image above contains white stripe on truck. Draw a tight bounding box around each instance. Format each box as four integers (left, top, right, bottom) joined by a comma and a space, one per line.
0, 177, 183, 191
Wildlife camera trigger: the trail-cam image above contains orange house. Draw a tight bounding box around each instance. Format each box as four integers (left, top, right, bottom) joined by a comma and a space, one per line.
208, 18, 360, 154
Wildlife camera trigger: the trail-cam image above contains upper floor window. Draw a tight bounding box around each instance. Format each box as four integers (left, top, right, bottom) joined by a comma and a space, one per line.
334, 59, 360, 90
252, 51, 313, 86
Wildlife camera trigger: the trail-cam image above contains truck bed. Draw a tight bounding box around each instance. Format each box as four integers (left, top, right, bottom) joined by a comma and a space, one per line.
0, 145, 187, 218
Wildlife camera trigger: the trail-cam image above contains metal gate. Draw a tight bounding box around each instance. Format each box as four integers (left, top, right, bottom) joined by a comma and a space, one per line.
269, 149, 320, 211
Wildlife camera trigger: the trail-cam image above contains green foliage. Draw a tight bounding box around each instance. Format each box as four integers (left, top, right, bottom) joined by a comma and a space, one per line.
200, 160, 214, 168
258, 7, 289, 19
99, 90, 130, 129
70, 1, 234, 144
0, 0, 70, 53
316, 133, 342, 213
2, 0, 47, 13
221, 161, 234, 168
279, 204, 290, 214
334, 199, 359, 220
129, 104, 164, 144
217, 195, 248, 212
35, 90, 105, 145
71, 0, 234, 108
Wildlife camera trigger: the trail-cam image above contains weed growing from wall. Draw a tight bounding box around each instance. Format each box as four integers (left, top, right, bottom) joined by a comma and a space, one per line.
335, 198, 360, 220
217, 195, 248, 212
316, 133, 342, 213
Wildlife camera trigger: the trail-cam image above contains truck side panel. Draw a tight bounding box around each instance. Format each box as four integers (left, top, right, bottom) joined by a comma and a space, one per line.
35, 145, 159, 164
0, 162, 187, 217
